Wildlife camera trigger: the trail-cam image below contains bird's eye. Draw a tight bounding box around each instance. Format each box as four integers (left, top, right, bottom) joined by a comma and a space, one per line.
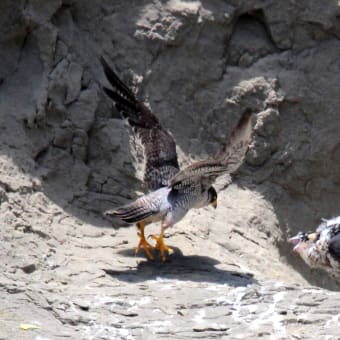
296, 232, 308, 242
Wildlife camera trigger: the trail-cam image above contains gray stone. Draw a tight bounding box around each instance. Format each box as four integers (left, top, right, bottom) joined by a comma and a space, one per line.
0, 1, 339, 339
68, 88, 98, 131
65, 62, 83, 104
21, 263, 37, 274
53, 127, 73, 148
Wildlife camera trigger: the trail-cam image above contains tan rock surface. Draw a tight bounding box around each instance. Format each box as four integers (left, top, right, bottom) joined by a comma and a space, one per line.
0, 1, 340, 339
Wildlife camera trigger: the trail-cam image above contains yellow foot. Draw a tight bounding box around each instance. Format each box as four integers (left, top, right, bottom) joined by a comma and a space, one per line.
149, 234, 174, 262
135, 222, 155, 260
135, 234, 155, 260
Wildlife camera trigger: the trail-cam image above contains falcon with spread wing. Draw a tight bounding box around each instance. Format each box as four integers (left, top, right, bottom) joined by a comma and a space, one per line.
101, 57, 254, 261
289, 216, 340, 280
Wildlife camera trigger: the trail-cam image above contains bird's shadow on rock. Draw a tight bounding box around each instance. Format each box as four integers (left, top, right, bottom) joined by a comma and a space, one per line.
103, 247, 257, 287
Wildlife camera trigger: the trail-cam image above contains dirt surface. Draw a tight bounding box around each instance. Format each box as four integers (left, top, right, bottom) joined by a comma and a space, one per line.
1, 1, 340, 339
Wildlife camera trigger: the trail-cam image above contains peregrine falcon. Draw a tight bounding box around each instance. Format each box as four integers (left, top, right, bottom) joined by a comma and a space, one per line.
101, 57, 254, 261
289, 216, 340, 281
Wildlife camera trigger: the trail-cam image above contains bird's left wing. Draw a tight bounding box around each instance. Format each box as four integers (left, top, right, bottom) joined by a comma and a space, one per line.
168, 109, 254, 191
100, 57, 180, 191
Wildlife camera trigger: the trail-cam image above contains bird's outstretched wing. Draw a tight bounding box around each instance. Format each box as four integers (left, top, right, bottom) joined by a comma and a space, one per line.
101, 57, 179, 191
169, 109, 254, 192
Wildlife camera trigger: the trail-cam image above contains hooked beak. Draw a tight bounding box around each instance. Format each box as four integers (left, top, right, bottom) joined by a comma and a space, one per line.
288, 236, 303, 254
211, 199, 217, 209
288, 236, 301, 247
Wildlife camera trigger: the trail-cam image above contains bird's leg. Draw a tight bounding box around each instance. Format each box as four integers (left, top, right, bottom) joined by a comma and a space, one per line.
135, 221, 155, 260
149, 225, 174, 262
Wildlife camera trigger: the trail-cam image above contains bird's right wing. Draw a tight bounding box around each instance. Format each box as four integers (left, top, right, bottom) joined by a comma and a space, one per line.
168, 109, 254, 193
101, 57, 180, 191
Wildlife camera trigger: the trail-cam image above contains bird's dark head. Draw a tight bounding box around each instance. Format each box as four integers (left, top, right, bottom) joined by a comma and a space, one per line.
288, 231, 322, 268
289, 231, 318, 246
208, 186, 217, 209
289, 231, 309, 245
288, 231, 319, 260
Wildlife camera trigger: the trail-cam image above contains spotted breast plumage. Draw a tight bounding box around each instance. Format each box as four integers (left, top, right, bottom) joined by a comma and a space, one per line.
101, 57, 254, 261
289, 216, 340, 281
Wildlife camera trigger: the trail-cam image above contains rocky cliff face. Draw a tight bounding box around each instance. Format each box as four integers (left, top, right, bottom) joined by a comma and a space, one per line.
1, 1, 340, 339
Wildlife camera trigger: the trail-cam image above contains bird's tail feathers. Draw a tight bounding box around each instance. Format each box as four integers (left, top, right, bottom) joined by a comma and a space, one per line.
105, 201, 156, 224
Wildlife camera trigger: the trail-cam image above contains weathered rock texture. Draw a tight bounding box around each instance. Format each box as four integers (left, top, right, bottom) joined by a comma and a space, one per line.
1, 0, 340, 339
